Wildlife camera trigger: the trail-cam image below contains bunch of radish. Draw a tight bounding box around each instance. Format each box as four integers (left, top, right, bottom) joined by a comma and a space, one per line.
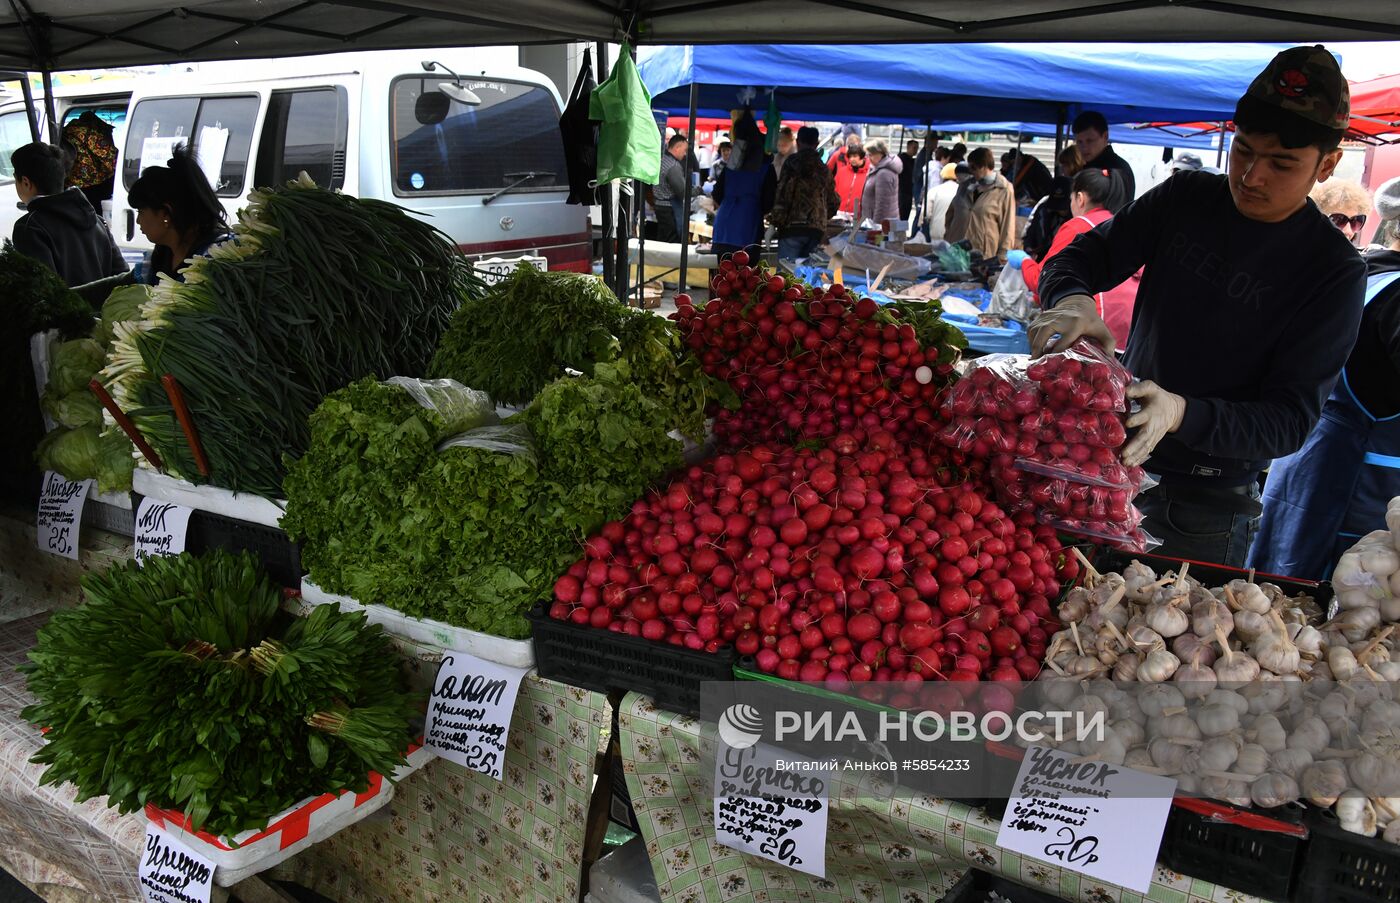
672, 252, 958, 448
547, 430, 1078, 690
938, 341, 1154, 551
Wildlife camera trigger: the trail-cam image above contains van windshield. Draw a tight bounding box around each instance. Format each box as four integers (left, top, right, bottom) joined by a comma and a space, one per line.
390, 76, 564, 196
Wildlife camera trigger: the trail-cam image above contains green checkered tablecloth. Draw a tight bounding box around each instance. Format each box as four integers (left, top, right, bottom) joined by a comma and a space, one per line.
618, 693, 1271, 903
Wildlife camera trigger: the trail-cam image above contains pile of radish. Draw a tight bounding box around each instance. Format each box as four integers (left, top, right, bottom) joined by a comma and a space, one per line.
672, 252, 959, 448
547, 430, 1078, 688
938, 340, 1155, 551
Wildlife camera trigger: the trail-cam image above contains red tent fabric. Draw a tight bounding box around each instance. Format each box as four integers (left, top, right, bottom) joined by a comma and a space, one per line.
1349, 74, 1400, 138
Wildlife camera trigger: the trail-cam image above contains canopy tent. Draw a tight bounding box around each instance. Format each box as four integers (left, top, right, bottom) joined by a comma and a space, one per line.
909, 122, 1228, 151
638, 43, 1289, 127
0, 2, 1397, 73
1347, 73, 1400, 138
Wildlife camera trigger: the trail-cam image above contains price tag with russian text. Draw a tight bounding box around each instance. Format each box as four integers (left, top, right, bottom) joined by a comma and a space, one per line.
36, 471, 90, 560
139, 824, 214, 903
135, 498, 194, 562
425, 650, 528, 780
714, 740, 830, 877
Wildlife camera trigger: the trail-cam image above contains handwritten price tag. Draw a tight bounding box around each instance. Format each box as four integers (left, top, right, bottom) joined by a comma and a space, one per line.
425, 651, 528, 780
995, 745, 1176, 893
36, 471, 91, 560
135, 498, 194, 563
714, 740, 830, 877
139, 824, 214, 903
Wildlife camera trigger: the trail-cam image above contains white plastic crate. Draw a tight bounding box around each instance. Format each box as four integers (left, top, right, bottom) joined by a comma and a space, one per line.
300, 579, 535, 667
146, 744, 431, 886
132, 468, 286, 528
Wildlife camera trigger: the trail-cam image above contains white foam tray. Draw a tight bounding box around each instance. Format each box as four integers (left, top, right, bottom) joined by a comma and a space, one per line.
132, 468, 286, 528
299, 579, 535, 667
148, 744, 431, 886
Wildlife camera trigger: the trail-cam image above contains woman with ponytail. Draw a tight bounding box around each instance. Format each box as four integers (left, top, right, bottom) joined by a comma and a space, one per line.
127, 144, 230, 283
1020, 166, 1138, 348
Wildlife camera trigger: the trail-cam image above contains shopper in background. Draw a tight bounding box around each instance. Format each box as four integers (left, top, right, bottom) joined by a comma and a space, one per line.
9, 141, 126, 288
1031, 45, 1365, 567
773, 127, 796, 179
1072, 110, 1135, 210
1170, 151, 1205, 175
828, 131, 861, 171
61, 111, 118, 212
964, 147, 1016, 262
858, 139, 903, 226
653, 134, 689, 242
709, 140, 733, 181
770, 125, 840, 260
1002, 149, 1054, 204
1024, 145, 1086, 259
925, 162, 960, 242
834, 144, 868, 215
1020, 168, 1138, 349
947, 142, 968, 164
1250, 175, 1400, 579
943, 163, 977, 243
897, 139, 919, 221
711, 112, 776, 261
1310, 178, 1372, 247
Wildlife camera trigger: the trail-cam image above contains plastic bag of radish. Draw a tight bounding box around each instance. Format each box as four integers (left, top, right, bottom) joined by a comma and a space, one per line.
938, 340, 1158, 552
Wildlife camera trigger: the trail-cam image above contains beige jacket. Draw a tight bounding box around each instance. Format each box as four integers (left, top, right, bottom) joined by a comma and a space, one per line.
966, 173, 1016, 261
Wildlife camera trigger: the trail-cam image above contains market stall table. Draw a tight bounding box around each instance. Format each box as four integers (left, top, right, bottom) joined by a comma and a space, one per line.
617, 693, 1274, 903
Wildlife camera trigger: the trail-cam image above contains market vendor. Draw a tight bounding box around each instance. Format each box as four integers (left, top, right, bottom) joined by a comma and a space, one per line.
1029, 45, 1366, 567
127, 146, 230, 283
1249, 175, 1400, 579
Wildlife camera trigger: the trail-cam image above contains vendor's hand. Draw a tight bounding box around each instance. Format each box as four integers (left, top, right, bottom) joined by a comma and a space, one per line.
1027, 294, 1116, 358
1122, 380, 1187, 468
1006, 249, 1027, 270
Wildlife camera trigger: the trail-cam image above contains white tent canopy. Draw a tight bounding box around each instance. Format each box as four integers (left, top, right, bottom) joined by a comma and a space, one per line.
1, 1, 1398, 72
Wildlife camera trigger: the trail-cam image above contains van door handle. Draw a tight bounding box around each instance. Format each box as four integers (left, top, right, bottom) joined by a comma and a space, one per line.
126, 209, 134, 242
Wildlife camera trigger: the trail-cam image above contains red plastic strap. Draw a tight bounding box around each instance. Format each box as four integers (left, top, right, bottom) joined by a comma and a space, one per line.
1171, 796, 1309, 837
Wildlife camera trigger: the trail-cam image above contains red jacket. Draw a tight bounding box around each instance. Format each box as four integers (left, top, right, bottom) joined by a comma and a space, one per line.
834, 159, 869, 215
1022, 207, 1139, 349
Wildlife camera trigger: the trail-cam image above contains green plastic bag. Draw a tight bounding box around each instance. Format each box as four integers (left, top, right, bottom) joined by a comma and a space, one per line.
589, 43, 661, 185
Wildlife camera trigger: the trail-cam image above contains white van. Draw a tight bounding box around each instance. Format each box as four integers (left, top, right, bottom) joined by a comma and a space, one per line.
111, 50, 590, 273
0, 83, 132, 241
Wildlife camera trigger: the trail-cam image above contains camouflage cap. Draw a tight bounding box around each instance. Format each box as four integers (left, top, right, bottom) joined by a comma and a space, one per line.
1245, 45, 1350, 131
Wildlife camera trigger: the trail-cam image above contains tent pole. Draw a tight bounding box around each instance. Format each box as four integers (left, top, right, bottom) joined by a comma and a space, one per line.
1216, 122, 1226, 168
615, 183, 630, 304
635, 178, 645, 306
40, 70, 56, 141
677, 82, 698, 296
596, 41, 614, 293
1054, 105, 1067, 175
18, 76, 39, 142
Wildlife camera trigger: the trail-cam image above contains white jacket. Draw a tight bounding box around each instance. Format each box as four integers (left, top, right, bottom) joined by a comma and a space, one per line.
924, 180, 959, 241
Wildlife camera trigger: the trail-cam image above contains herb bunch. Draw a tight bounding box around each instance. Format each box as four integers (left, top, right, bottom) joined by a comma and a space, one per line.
21, 551, 415, 837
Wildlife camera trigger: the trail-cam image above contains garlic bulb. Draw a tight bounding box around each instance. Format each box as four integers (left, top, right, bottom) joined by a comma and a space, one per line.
1146, 604, 1190, 639
1176, 772, 1201, 794
1196, 703, 1240, 738
1125, 745, 1155, 770
1172, 632, 1218, 667
1350, 753, 1400, 798
1197, 734, 1243, 772
1251, 612, 1301, 675
1225, 580, 1272, 613
1078, 729, 1127, 765
1112, 651, 1141, 683
1362, 700, 1400, 737
1318, 691, 1355, 738
1112, 719, 1146, 748
1198, 775, 1238, 802
1140, 684, 1186, 718
1287, 716, 1331, 756
1294, 625, 1324, 657
1338, 789, 1379, 837
1334, 607, 1383, 643
1137, 649, 1181, 683
1250, 772, 1300, 809
1236, 743, 1270, 777
1251, 714, 1287, 752
1328, 646, 1358, 680
1233, 609, 1270, 642
1123, 560, 1159, 603
1191, 597, 1234, 638
1270, 748, 1314, 780
1301, 760, 1348, 807
1215, 648, 1262, 686
1128, 623, 1166, 653
1149, 737, 1193, 772
1384, 819, 1400, 845
1059, 589, 1091, 624
1069, 694, 1109, 723
1155, 712, 1203, 742
1205, 689, 1249, 718
1037, 675, 1082, 708
1174, 654, 1217, 699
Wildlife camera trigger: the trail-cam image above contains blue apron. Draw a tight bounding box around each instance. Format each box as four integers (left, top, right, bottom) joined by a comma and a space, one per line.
1249, 270, 1400, 579
712, 166, 767, 249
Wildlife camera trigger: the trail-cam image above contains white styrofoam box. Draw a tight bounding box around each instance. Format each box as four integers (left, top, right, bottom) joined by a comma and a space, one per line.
300, 579, 535, 667
30, 329, 60, 432
146, 744, 431, 886
92, 489, 132, 509
587, 837, 662, 903
132, 468, 286, 528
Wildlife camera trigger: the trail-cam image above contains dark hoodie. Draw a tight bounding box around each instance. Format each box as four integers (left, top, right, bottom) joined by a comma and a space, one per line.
12, 187, 127, 288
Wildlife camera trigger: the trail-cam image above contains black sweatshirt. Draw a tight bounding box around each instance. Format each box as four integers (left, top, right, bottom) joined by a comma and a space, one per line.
1349, 248, 1400, 418
12, 187, 127, 289
1039, 171, 1366, 486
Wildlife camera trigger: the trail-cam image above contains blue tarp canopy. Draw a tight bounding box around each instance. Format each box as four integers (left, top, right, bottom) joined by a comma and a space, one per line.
639, 42, 1289, 129
933, 121, 1228, 151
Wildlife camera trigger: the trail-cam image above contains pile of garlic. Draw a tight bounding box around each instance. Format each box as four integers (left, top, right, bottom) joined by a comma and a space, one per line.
1046, 553, 1324, 686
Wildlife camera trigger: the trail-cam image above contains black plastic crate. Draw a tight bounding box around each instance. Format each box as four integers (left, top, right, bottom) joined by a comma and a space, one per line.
131, 493, 302, 588
938, 868, 1070, 903
1156, 797, 1307, 903
1093, 550, 1333, 609
1295, 804, 1400, 903
527, 602, 735, 717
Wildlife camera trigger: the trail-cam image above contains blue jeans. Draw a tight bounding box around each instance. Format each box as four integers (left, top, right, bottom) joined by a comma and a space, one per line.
778, 232, 821, 260
671, 200, 688, 241
1135, 482, 1262, 568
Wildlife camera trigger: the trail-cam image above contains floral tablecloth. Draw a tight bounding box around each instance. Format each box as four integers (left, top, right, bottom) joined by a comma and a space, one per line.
617, 693, 1270, 903
0, 509, 132, 625
273, 666, 610, 903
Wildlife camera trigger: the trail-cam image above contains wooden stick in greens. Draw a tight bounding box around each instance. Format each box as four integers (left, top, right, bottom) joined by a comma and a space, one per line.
88, 377, 163, 471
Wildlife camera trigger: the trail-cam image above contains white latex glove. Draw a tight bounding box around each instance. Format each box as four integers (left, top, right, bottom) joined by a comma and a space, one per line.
1027, 293, 1117, 358
1122, 379, 1187, 467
